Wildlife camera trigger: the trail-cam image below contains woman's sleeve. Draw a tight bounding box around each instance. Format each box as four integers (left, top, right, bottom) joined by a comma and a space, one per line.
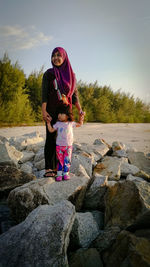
42, 71, 48, 103
72, 87, 79, 105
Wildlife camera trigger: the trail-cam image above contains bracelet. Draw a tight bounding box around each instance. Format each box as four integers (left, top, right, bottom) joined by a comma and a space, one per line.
79, 110, 84, 115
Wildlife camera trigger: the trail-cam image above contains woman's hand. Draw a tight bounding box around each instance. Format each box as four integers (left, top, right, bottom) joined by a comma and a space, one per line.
42, 110, 52, 122
79, 110, 85, 123
42, 102, 52, 122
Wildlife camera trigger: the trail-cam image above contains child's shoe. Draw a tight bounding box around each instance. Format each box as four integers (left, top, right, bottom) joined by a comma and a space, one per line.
63, 174, 70, 180
55, 176, 62, 182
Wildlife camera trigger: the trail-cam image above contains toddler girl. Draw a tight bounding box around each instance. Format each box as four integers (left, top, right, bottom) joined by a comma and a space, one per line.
47, 104, 84, 181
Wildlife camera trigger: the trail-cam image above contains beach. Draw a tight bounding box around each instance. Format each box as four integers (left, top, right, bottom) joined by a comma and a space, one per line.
0, 123, 150, 154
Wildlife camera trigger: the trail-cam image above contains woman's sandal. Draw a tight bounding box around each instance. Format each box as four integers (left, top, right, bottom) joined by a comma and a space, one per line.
44, 170, 56, 177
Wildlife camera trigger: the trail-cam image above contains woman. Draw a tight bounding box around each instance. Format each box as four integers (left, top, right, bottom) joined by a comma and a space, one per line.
42, 47, 84, 177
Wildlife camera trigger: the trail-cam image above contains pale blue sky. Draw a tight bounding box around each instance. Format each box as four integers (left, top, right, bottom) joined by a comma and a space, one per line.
0, 0, 150, 103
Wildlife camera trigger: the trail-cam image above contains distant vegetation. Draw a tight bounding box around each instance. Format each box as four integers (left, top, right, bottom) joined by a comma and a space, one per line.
0, 54, 150, 126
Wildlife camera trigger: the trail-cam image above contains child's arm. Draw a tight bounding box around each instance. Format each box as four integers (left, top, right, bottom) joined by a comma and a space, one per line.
47, 121, 57, 133
75, 113, 85, 127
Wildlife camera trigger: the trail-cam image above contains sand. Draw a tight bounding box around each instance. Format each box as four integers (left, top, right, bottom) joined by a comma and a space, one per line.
0, 123, 150, 154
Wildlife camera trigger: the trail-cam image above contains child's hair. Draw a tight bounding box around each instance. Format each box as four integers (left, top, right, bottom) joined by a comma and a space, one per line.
56, 104, 74, 121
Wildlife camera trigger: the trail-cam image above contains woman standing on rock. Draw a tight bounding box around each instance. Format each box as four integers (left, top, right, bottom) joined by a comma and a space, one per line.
42, 47, 84, 177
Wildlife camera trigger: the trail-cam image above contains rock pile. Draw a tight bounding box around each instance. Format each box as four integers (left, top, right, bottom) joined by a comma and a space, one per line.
0, 132, 150, 266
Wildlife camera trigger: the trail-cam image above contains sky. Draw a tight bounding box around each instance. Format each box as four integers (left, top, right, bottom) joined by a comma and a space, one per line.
0, 0, 150, 103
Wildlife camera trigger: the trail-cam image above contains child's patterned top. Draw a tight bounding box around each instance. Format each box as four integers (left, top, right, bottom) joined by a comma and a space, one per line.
53, 121, 76, 146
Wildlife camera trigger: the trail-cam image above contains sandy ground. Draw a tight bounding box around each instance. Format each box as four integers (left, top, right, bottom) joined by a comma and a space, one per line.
0, 123, 150, 154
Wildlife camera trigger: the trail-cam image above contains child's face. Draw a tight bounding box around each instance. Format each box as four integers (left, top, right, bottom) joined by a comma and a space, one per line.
52, 51, 63, 66
58, 113, 68, 122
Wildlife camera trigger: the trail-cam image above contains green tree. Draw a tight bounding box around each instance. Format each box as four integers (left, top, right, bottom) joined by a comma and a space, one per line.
0, 53, 34, 124
26, 68, 43, 121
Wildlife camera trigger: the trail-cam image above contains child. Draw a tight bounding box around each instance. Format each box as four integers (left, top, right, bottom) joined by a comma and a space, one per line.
47, 104, 84, 181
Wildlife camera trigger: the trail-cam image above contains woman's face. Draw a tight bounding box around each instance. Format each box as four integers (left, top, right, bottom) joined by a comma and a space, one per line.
52, 51, 64, 66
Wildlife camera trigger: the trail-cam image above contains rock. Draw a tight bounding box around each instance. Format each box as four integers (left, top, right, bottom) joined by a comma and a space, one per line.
83, 174, 108, 210
34, 147, 44, 162
94, 156, 121, 181
18, 151, 35, 164
19, 162, 33, 174
70, 151, 93, 177
0, 201, 16, 234
0, 201, 75, 267
0, 165, 36, 196
8, 175, 90, 223
26, 141, 44, 153
81, 142, 109, 162
93, 138, 110, 147
134, 228, 150, 240
9, 131, 44, 151
120, 162, 140, 176
112, 149, 128, 158
34, 169, 45, 178
102, 230, 150, 267
34, 158, 45, 170
0, 136, 8, 143
135, 170, 150, 182
68, 248, 103, 267
104, 180, 150, 229
0, 142, 23, 166
127, 150, 150, 175
107, 181, 117, 187
126, 174, 145, 182
70, 211, 103, 249
126, 210, 150, 231
90, 226, 121, 253
112, 141, 125, 151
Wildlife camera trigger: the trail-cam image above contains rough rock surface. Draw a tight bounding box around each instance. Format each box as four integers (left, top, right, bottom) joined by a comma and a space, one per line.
127, 150, 150, 175
90, 226, 121, 253
83, 174, 108, 210
0, 142, 23, 166
0, 165, 36, 195
94, 156, 122, 181
70, 211, 103, 249
68, 248, 103, 267
102, 230, 150, 267
0, 131, 150, 266
0, 200, 75, 267
9, 131, 44, 151
104, 180, 150, 229
8, 175, 90, 223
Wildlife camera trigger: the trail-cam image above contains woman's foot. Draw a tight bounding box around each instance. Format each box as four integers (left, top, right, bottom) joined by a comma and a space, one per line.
44, 169, 56, 177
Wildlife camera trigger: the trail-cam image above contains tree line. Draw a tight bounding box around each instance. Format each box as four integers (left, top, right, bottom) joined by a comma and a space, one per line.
0, 54, 150, 126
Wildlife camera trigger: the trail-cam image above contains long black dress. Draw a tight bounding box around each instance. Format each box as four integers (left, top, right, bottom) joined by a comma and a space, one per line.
42, 69, 79, 170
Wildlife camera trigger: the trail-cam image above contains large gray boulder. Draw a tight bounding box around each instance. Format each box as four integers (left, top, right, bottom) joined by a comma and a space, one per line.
18, 151, 35, 164
94, 156, 122, 181
70, 151, 93, 177
102, 230, 150, 267
0, 165, 36, 195
127, 150, 150, 175
90, 226, 121, 253
68, 248, 103, 267
8, 175, 90, 223
9, 131, 44, 151
79, 141, 109, 162
70, 211, 103, 249
104, 180, 150, 229
0, 142, 23, 166
120, 161, 139, 176
83, 174, 108, 210
0, 201, 76, 267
